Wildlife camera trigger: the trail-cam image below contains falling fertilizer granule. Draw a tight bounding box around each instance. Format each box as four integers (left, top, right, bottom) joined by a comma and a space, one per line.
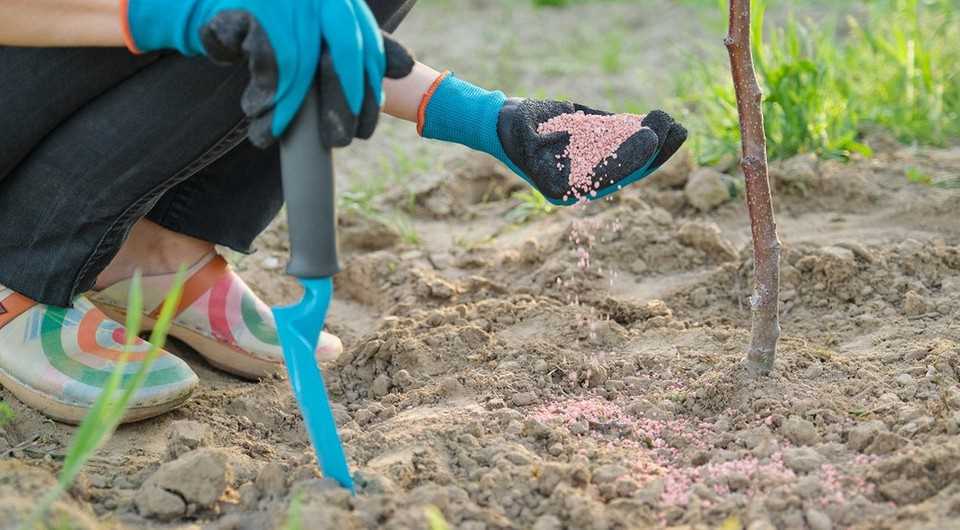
537, 111, 646, 201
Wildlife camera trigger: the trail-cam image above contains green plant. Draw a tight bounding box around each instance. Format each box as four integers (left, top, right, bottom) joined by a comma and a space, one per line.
906, 167, 960, 189
935, 177, 960, 189
720, 514, 744, 530
390, 213, 422, 246
676, 0, 960, 165
0, 401, 14, 428
754, 3, 873, 161
532, 0, 570, 7
906, 167, 934, 185
341, 195, 421, 248
21, 270, 186, 530
281, 493, 304, 530
600, 31, 625, 75
506, 189, 556, 224
425, 506, 450, 530
339, 143, 433, 245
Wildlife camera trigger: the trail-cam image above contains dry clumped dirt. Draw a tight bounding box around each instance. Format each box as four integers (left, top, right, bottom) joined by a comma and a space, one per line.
2, 141, 959, 530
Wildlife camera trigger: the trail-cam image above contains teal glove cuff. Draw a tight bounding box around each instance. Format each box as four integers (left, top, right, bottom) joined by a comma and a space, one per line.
420, 74, 554, 198
422, 75, 509, 159
127, 0, 208, 55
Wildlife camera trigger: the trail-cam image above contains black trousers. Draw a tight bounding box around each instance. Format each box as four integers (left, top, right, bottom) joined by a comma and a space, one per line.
0, 0, 417, 307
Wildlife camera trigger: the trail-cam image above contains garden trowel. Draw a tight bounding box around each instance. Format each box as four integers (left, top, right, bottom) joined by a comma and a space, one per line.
273, 85, 354, 492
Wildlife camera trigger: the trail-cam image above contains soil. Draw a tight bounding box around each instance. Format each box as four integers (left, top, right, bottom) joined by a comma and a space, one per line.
4, 141, 959, 530
3, 3, 960, 530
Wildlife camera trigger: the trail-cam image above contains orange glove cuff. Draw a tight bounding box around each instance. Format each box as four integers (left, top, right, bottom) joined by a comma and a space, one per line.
416, 70, 451, 136
119, 0, 142, 54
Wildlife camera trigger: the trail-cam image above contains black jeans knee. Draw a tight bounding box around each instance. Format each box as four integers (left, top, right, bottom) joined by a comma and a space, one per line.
0, 0, 416, 307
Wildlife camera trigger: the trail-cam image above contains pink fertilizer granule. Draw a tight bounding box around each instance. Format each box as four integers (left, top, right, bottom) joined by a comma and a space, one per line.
537, 111, 646, 201
532, 397, 879, 520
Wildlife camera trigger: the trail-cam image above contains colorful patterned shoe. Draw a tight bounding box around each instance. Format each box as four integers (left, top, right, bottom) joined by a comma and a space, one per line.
90, 254, 343, 380
0, 288, 198, 424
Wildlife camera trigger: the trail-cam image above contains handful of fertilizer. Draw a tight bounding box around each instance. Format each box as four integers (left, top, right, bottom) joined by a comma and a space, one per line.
499, 101, 687, 203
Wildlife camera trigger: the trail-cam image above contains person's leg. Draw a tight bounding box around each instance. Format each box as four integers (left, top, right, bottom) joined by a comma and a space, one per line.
0, 51, 207, 425
0, 51, 252, 307
93, 218, 216, 290
123, 0, 420, 270
88, 142, 341, 378
0, 3, 423, 421
0, 47, 161, 182
96, 144, 282, 289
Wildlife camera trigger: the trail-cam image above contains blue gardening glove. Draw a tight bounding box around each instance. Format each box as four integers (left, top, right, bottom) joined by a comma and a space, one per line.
419, 73, 687, 205
124, 0, 413, 147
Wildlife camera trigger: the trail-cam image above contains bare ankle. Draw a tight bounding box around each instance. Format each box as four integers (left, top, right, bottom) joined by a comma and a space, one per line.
95, 220, 214, 290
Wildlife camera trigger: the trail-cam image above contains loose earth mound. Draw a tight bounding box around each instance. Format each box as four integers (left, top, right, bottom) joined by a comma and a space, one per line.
2, 143, 959, 530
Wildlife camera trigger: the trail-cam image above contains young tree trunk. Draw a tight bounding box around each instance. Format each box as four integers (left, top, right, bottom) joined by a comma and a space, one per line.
725, 0, 781, 375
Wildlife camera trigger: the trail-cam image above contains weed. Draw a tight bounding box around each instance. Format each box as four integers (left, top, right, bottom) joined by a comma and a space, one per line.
341, 197, 421, 248
532, 0, 570, 7
906, 166, 960, 189
425, 506, 450, 530
676, 0, 960, 165
600, 31, 625, 75
390, 214, 422, 246
390, 145, 434, 179
905, 167, 934, 185
507, 189, 556, 224
720, 515, 744, 530
20, 270, 186, 530
454, 234, 496, 252
0, 401, 13, 428
281, 493, 304, 530
348, 144, 435, 216
340, 189, 381, 218
935, 177, 960, 189
339, 144, 433, 246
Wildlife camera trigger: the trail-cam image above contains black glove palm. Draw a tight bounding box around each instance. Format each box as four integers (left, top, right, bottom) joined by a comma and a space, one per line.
497, 99, 687, 203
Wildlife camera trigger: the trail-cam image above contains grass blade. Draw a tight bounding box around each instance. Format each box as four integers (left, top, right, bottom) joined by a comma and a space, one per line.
22, 267, 186, 530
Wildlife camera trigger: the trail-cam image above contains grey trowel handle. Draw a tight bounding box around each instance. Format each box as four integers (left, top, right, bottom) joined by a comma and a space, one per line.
279, 86, 341, 279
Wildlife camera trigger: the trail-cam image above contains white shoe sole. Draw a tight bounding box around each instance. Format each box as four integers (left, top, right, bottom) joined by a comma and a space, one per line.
0, 365, 194, 425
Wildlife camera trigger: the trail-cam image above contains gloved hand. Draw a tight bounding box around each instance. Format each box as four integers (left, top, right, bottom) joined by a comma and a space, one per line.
122, 0, 415, 147
419, 73, 687, 205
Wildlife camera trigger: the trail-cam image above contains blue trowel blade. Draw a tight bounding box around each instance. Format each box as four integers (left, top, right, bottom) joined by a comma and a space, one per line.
273, 277, 354, 492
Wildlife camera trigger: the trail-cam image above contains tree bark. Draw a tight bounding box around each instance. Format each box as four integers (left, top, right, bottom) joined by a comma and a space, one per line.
725, 0, 781, 375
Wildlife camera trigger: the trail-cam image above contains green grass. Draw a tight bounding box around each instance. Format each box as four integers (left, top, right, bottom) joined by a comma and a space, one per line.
281, 494, 304, 530
425, 506, 450, 530
506, 189, 556, 224
600, 30, 625, 75
338, 144, 432, 247
905, 166, 960, 189
532, 0, 571, 7
0, 401, 14, 427
937, 178, 960, 189
675, 0, 960, 165
20, 270, 185, 530
905, 166, 934, 185
339, 196, 422, 247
